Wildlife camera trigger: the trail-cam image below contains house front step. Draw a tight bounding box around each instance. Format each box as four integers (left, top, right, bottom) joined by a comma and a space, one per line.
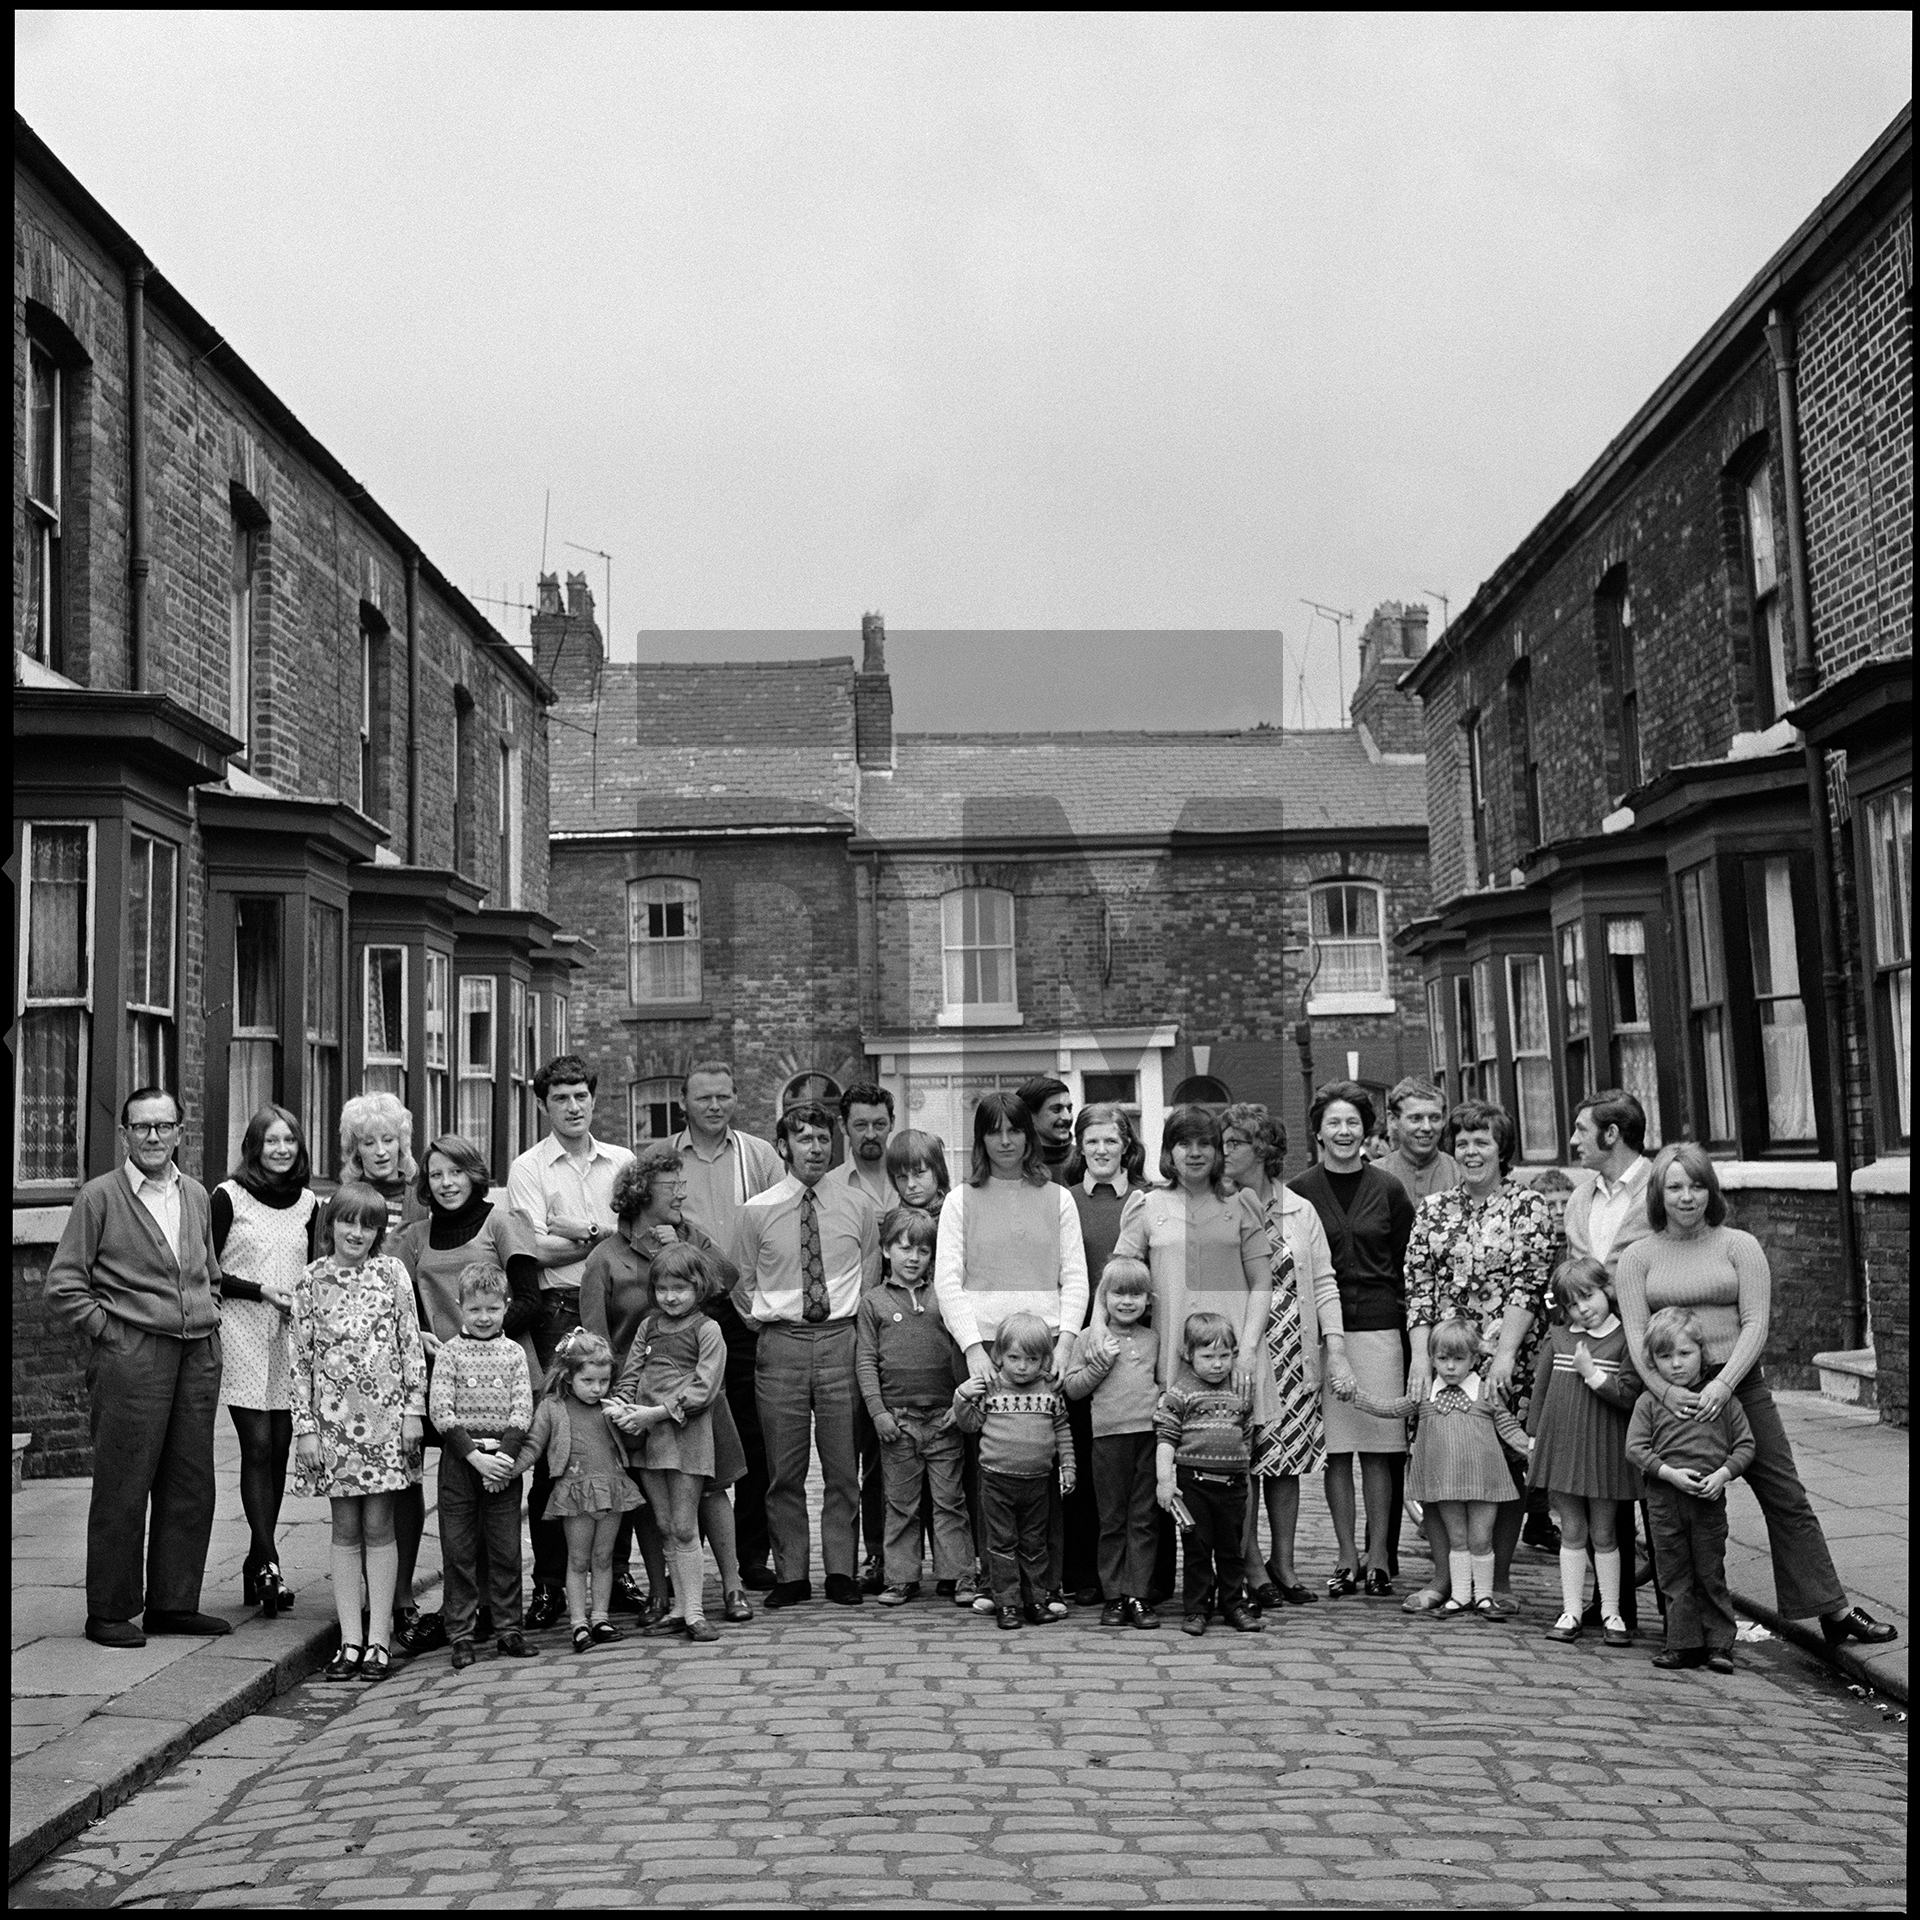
1811, 1348, 1878, 1409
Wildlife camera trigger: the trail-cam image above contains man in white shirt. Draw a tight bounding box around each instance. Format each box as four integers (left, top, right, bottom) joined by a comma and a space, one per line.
1565, 1090, 1655, 1274
672, 1060, 784, 1252
507, 1054, 632, 1628
831, 1082, 896, 1212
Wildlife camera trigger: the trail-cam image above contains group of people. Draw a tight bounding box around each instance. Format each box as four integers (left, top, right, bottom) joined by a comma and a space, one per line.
48, 1062, 1896, 1677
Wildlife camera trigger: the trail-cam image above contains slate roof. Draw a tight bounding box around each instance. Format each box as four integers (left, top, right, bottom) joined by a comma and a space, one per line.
854, 730, 1425, 845
549, 659, 859, 834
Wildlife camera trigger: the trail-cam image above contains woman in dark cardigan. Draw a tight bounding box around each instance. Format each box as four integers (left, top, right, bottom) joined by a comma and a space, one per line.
1290, 1080, 1415, 1598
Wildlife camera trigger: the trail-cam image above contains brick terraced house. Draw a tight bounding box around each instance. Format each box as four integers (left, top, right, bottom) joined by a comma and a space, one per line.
13, 117, 581, 1473
539, 597, 1433, 1175
1398, 105, 1910, 1423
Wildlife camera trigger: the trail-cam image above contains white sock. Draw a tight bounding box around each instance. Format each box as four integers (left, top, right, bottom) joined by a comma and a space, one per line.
1594, 1548, 1624, 1621
1448, 1550, 1472, 1602
1560, 1547, 1589, 1620
363, 1539, 399, 1647
674, 1544, 707, 1624
331, 1543, 364, 1643
1470, 1553, 1496, 1603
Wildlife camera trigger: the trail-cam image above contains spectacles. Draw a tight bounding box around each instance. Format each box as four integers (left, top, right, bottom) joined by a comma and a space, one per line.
126, 1120, 182, 1137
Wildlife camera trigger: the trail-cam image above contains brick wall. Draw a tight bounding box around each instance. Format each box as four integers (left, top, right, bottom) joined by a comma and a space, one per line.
13, 1242, 91, 1479
1860, 1190, 1908, 1427
549, 836, 865, 1143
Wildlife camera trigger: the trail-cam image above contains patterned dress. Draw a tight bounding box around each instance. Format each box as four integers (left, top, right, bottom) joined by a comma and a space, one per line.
289, 1254, 428, 1498
1402, 1181, 1556, 1421
217, 1182, 318, 1412
1253, 1207, 1325, 1479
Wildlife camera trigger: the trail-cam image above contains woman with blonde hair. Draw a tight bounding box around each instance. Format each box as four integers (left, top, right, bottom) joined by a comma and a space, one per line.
338, 1092, 424, 1234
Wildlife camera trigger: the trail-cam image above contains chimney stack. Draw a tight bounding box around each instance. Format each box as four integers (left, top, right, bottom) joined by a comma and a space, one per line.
854, 611, 894, 770
1349, 601, 1426, 755
531, 568, 604, 703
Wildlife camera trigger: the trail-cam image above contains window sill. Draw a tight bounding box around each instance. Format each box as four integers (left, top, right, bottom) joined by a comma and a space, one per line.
935, 1007, 1025, 1029
1307, 992, 1396, 1017
624, 1002, 714, 1023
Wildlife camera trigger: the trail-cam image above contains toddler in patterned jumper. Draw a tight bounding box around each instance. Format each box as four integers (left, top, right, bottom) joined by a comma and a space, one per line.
1155, 1311, 1263, 1636
951, 1312, 1074, 1630
1341, 1317, 1531, 1618
428, 1264, 537, 1669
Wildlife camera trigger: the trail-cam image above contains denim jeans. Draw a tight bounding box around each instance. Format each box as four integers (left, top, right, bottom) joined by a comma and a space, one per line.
437, 1450, 525, 1639
877, 1408, 971, 1586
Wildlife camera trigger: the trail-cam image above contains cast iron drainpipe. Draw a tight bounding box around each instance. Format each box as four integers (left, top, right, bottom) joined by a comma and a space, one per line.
1766, 305, 1865, 1351
127, 257, 150, 689
405, 551, 422, 863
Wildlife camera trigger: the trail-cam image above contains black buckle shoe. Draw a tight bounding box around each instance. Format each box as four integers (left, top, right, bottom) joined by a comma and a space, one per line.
525, 1585, 567, 1632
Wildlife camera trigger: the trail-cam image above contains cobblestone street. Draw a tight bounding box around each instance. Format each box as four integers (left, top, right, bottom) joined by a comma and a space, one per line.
14, 1515, 1907, 1912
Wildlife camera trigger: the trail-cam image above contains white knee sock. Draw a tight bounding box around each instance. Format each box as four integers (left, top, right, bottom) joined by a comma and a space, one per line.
331, 1543, 364, 1642
674, 1544, 707, 1624
1560, 1547, 1588, 1620
1448, 1549, 1472, 1602
1593, 1547, 1623, 1621
1470, 1553, 1496, 1603
363, 1539, 399, 1647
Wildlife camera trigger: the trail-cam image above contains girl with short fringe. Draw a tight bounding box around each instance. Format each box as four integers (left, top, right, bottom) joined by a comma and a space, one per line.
290, 1181, 427, 1682
1340, 1316, 1531, 1617
510, 1328, 643, 1651
1064, 1258, 1163, 1627
1527, 1256, 1644, 1647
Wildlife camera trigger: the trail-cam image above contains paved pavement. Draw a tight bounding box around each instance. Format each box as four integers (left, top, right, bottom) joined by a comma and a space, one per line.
10, 1419, 442, 1880
11, 1397, 1909, 1910
1721, 1391, 1907, 1703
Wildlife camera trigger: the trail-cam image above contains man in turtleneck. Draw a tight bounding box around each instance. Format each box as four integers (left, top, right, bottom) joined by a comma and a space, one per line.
1018, 1077, 1076, 1188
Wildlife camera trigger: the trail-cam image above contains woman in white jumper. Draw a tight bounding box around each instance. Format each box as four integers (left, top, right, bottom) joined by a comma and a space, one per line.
934, 1094, 1089, 1614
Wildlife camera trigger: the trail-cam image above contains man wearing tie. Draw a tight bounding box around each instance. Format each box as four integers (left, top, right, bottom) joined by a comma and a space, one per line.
731, 1101, 881, 1608
45, 1088, 231, 1648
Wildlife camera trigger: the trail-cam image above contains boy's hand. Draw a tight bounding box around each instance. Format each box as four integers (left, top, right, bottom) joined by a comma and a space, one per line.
421, 1330, 443, 1358
1156, 1474, 1176, 1511
956, 1376, 989, 1402
1665, 1464, 1709, 1496
1698, 1467, 1729, 1500
874, 1411, 902, 1444
473, 1452, 510, 1488
1060, 1468, 1076, 1496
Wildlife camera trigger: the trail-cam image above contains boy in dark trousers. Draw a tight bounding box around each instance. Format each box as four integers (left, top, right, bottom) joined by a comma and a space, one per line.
856, 1207, 970, 1605
1624, 1307, 1756, 1674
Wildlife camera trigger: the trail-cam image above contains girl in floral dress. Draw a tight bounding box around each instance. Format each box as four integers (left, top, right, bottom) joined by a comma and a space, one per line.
290, 1182, 427, 1683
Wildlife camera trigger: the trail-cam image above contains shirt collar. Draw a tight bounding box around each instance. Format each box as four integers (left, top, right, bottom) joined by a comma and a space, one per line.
677, 1127, 737, 1163
541, 1132, 616, 1167
1595, 1155, 1650, 1201
1081, 1171, 1130, 1198
125, 1158, 180, 1196
1431, 1372, 1482, 1402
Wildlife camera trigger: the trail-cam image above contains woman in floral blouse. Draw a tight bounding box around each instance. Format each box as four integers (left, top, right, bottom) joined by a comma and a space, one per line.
1401, 1097, 1554, 1616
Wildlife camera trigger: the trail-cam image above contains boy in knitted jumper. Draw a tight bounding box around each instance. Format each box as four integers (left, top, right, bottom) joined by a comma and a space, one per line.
1624, 1307, 1756, 1674
428, 1265, 537, 1666
951, 1312, 1074, 1628
1155, 1312, 1263, 1636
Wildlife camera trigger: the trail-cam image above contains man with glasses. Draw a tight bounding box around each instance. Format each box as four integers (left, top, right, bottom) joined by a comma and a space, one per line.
46, 1089, 231, 1648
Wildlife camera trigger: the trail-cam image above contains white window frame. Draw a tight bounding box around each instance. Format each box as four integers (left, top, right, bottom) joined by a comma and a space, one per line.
938, 887, 1020, 1026
628, 877, 703, 1005
127, 831, 179, 1096
363, 944, 408, 1104
1505, 953, 1556, 1162
1863, 785, 1912, 1145
26, 341, 63, 668
458, 974, 496, 1162
425, 949, 451, 1137
509, 978, 529, 1159
1307, 880, 1394, 1015
15, 820, 94, 1187
1744, 461, 1790, 726
305, 901, 344, 1176
630, 1076, 686, 1146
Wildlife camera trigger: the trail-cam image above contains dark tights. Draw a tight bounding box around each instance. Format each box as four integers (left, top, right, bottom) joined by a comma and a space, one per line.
228, 1406, 292, 1567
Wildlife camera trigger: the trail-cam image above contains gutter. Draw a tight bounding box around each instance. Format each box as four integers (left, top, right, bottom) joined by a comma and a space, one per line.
125, 257, 149, 689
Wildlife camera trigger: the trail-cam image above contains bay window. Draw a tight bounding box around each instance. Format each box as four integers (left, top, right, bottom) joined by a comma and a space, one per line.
1745, 857, 1816, 1146
228, 898, 282, 1164
1557, 921, 1590, 1108
458, 975, 496, 1162
363, 945, 407, 1103
426, 949, 451, 1137
1603, 916, 1660, 1146
1506, 954, 1556, 1160
126, 832, 178, 1095
1676, 864, 1735, 1146
16, 822, 93, 1186
1863, 785, 1912, 1144
305, 903, 344, 1175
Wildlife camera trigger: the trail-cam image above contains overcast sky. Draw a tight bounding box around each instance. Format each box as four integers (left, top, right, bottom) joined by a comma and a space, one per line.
16, 13, 1910, 731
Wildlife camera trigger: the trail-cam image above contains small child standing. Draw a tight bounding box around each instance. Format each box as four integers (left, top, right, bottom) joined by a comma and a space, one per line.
1528, 1257, 1645, 1648
1625, 1307, 1756, 1674
289, 1183, 427, 1683
608, 1244, 735, 1643
1065, 1258, 1163, 1629
1155, 1311, 1263, 1637
1342, 1317, 1531, 1619
511, 1330, 644, 1652
857, 1207, 970, 1605
427, 1264, 537, 1668
951, 1312, 1074, 1629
